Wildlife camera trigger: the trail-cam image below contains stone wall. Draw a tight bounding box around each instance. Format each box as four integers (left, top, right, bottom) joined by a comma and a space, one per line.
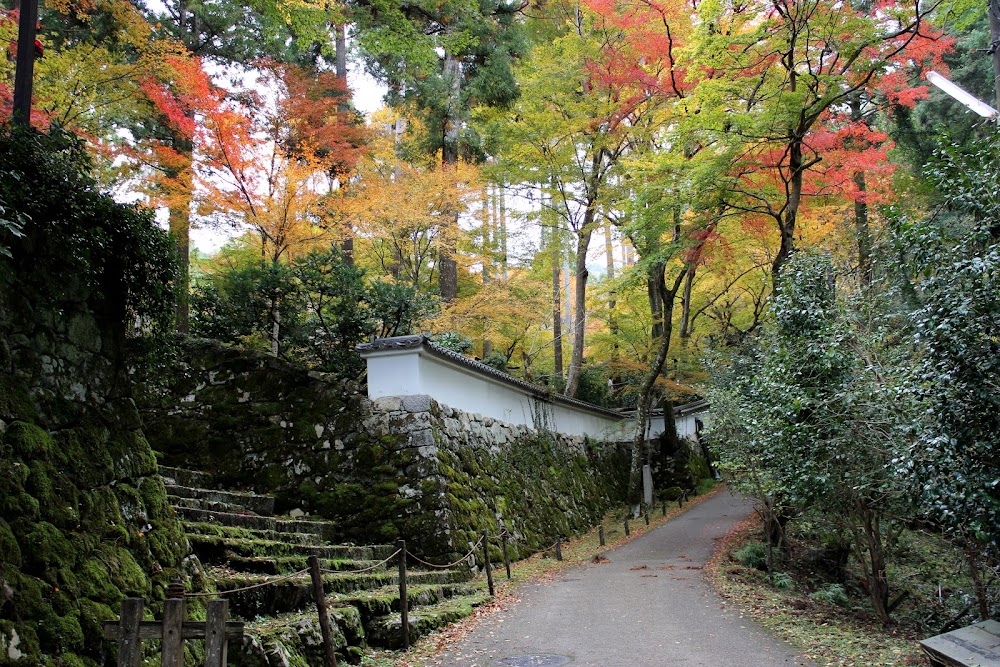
137, 340, 630, 561
0, 264, 193, 665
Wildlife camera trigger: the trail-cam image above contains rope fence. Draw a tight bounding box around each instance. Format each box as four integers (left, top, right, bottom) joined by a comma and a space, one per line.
406, 535, 484, 569
172, 502, 684, 659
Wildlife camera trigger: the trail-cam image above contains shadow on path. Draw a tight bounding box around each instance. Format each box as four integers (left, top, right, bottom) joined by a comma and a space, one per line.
425, 490, 812, 667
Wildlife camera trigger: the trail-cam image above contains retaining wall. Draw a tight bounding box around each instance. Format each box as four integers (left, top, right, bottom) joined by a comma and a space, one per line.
137, 340, 630, 560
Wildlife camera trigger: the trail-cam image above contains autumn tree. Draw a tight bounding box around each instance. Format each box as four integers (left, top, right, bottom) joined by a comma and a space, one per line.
352, 0, 526, 301
686, 0, 948, 282
142, 59, 365, 354
328, 114, 479, 292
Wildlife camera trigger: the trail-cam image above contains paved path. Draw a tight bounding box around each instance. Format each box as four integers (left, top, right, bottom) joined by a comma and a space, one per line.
427, 490, 811, 667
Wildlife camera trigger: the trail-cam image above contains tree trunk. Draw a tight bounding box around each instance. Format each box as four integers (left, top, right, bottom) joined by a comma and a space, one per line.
563, 220, 593, 397
482, 186, 492, 284
628, 264, 685, 509
854, 170, 871, 286
168, 135, 193, 335
437, 51, 462, 301
851, 500, 890, 624
965, 545, 990, 621
849, 95, 872, 286
499, 184, 508, 280
679, 264, 696, 340
648, 273, 664, 341
335, 23, 355, 266
771, 135, 804, 282
551, 234, 564, 383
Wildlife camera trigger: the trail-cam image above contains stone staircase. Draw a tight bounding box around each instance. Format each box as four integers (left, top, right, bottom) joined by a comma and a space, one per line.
159, 466, 491, 664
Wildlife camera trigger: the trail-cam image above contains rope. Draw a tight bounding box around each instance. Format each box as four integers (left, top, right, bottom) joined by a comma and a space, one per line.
319, 549, 401, 575
406, 535, 485, 569
185, 568, 310, 598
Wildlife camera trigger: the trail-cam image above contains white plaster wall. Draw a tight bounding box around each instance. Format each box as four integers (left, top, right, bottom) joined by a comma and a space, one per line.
362, 343, 711, 441
363, 346, 627, 439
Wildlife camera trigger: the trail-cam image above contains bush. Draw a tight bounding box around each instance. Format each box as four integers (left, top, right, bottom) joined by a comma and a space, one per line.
734, 541, 768, 570
0, 124, 177, 332
772, 571, 795, 590
810, 583, 849, 607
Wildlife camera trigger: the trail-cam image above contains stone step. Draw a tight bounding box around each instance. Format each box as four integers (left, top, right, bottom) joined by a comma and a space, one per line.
240, 603, 367, 666
183, 521, 329, 546
236, 585, 488, 664
211, 568, 469, 618
188, 533, 394, 563
365, 590, 493, 649
173, 504, 335, 539
158, 465, 213, 489
225, 554, 387, 576
164, 483, 275, 515
333, 582, 482, 626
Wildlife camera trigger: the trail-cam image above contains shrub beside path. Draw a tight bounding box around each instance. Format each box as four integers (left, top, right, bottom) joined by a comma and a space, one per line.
420, 489, 812, 667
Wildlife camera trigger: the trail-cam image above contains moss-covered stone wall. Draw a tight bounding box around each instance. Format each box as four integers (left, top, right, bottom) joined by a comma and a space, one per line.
364, 396, 630, 562
137, 341, 631, 561
0, 278, 192, 666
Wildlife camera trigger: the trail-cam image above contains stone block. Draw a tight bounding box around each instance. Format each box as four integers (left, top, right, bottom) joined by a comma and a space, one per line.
373, 396, 403, 412
401, 394, 433, 413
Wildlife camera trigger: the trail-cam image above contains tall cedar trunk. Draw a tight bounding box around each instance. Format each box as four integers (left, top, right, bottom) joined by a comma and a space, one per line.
605, 225, 618, 372
168, 136, 193, 334
563, 216, 594, 397
499, 185, 508, 280
854, 170, 872, 286
850, 95, 872, 286
437, 51, 461, 301
629, 264, 686, 510
336, 23, 355, 266
551, 230, 564, 381
482, 187, 492, 284
166, 0, 196, 333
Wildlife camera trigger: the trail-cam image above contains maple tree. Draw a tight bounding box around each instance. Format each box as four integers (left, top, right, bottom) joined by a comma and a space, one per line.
140, 57, 366, 352
685, 0, 949, 282
478, 0, 692, 398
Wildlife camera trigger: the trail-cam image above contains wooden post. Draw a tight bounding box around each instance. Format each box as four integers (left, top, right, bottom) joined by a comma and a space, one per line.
160, 598, 185, 667
645, 511, 650, 526
397, 540, 409, 650
116, 598, 143, 667
624, 517, 630, 537
501, 532, 511, 580
555, 538, 562, 561
599, 525, 605, 547
308, 555, 338, 667
662, 501, 667, 515
483, 532, 495, 597
204, 599, 229, 667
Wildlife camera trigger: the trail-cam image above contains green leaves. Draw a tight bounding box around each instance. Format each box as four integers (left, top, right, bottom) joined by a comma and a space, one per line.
0, 124, 177, 330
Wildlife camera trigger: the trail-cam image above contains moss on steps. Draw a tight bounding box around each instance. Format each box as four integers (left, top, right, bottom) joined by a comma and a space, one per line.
224, 555, 387, 576
365, 590, 493, 649
211, 568, 469, 618
187, 533, 392, 561
239, 604, 366, 666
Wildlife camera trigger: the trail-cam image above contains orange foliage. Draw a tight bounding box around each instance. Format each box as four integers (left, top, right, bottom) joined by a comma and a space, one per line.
139, 57, 369, 263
